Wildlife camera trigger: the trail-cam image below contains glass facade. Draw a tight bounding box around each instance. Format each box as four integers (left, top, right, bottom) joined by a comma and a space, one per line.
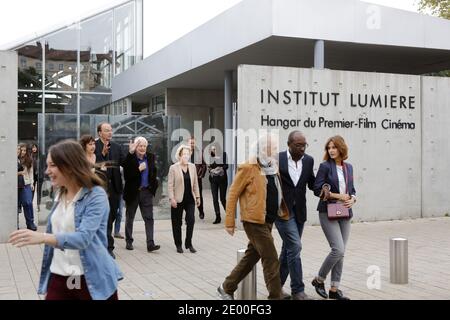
15, 0, 150, 219
16, 0, 143, 150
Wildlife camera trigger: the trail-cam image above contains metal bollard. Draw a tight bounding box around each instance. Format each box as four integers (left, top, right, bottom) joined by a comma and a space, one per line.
390, 238, 408, 284
236, 248, 257, 300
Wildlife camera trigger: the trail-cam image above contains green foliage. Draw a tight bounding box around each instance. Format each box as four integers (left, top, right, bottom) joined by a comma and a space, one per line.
418, 0, 450, 19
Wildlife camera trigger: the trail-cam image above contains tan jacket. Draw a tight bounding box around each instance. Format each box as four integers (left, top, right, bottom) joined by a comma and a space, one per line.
225, 162, 289, 228
168, 163, 200, 203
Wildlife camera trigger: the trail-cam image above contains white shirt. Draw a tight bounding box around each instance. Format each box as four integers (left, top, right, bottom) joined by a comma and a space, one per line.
50, 188, 85, 277
336, 165, 347, 194
287, 150, 304, 186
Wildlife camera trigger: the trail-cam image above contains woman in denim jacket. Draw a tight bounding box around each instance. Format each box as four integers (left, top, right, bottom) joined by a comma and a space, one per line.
9, 140, 123, 300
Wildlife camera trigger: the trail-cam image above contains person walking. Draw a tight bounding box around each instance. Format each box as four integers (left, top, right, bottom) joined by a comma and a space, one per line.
9, 140, 123, 300
217, 133, 288, 300
18, 143, 37, 231
122, 137, 160, 252
275, 131, 315, 300
311, 135, 356, 300
207, 145, 228, 224
188, 137, 207, 219
168, 145, 200, 253
95, 122, 125, 259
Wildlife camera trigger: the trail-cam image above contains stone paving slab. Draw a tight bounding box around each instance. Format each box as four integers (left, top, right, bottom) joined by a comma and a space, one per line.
1, 216, 449, 300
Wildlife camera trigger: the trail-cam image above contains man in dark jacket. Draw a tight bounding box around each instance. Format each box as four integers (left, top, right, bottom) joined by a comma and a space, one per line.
275, 131, 315, 300
95, 122, 125, 258
122, 136, 160, 252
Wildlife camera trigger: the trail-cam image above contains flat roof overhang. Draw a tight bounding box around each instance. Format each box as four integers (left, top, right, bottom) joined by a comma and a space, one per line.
112, 0, 450, 103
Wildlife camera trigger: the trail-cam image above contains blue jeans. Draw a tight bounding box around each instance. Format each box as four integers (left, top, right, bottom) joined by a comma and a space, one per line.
114, 196, 124, 235
19, 185, 35, 229
275, 213, 305, 294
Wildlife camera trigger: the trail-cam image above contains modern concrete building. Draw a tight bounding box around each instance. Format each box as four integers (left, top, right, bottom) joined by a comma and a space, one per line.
1, 0, 450, 242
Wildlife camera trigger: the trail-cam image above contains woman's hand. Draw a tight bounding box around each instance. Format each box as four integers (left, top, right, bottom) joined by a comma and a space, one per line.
343, 197, 355, 209
9, 229, 45, 248
340, 194, 351, 202
196, 198, 201, 208
170, 199, 178, 208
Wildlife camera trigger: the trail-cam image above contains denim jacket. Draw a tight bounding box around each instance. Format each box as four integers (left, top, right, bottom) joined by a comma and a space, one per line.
38, 186, 123, 300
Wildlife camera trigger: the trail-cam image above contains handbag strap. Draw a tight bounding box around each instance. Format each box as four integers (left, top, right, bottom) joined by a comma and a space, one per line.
342, 161, 349, 195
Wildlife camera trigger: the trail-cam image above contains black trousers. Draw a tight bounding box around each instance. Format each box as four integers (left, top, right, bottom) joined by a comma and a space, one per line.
197, 179, 204, 216
125, 188, 155, 248
171, 201, 195, 248
107, 190, 121, 252
209, 175, 227, 215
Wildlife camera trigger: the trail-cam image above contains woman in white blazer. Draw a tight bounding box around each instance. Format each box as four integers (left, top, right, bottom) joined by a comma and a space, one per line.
168, 145, 200, 253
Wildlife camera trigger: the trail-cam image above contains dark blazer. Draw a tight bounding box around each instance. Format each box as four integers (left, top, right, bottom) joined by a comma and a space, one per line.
278, 151, 315, 223
122, 152, 158, 203
95, 139, 125, 194
314, 159, 356, 218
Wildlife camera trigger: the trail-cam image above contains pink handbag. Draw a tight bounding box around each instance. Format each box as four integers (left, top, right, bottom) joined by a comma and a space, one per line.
327, 202, 350, 220
327, 162, 350, 220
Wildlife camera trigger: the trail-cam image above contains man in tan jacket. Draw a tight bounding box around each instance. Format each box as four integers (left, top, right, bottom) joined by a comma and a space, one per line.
217, 133, 289, 300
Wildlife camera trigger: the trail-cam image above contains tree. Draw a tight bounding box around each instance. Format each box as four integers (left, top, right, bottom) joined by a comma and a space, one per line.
418, 1, 450, 76
418, 0, 449, 19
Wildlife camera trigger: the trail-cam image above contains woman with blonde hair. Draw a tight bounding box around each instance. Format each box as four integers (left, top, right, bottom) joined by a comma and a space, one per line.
168, 144, 200, 253
9, 140, 123, 300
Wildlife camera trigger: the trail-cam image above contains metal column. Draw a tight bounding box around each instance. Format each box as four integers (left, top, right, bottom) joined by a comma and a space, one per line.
390, 238, 408, 284
314, 40, 325, 69
236, 249, 257, 300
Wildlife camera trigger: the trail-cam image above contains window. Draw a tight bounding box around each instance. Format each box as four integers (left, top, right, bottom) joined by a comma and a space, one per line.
59, 64, 64, 71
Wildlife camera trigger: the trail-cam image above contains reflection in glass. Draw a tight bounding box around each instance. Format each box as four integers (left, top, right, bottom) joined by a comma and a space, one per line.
41, 114, 78, 150
115, 2, 135, 75
80, 12, 113, 92
17, 41, 43, 90
18, 91, 42, 142
80, 94, 112, 114
44, 93, 77, 114
44, 26, 78, 91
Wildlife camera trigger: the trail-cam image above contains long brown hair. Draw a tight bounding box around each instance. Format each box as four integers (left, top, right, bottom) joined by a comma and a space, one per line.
19, 143, 33, 169
48, 140, 105, 192
323, 135, 349, 161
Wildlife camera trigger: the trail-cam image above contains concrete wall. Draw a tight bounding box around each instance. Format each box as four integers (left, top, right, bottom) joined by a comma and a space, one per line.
237, 65, 431, 225
0, 51, 18, 242
422, 76, 450, 218
167, 88, 225, 137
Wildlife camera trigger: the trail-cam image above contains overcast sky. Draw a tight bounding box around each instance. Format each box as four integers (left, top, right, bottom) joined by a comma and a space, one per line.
0, 0, 422, 57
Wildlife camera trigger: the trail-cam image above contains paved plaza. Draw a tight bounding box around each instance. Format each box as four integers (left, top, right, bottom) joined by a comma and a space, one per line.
1, 204, 449, 300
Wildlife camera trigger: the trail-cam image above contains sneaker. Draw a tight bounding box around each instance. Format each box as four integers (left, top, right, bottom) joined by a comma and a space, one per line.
176, 246, 184, 253
126, 243, 134, 250
217, 284, 234, 300
114, 233, 124, 239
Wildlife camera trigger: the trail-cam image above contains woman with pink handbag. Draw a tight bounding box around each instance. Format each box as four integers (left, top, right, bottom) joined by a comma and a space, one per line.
311, 135, 356, 300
